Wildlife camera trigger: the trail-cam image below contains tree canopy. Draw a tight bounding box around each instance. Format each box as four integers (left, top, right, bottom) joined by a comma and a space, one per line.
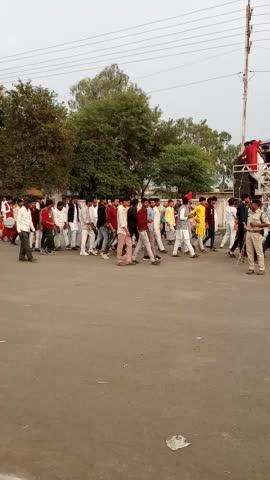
0, 81, 74, 195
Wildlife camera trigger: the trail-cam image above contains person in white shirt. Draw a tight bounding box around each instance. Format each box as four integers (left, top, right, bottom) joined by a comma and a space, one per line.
220, 198, 237, 249
173, 198, 197, 258
153, 198, 167, 253
53, 202, 70, 250
117, 199, 133, 266
79, 199, 91, 256
67, 198, 80, 250
88, 198, 98, 254
16, 199, 37, 262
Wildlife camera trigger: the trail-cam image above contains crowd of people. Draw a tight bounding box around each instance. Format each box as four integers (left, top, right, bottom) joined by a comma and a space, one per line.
0, 193, 269, 274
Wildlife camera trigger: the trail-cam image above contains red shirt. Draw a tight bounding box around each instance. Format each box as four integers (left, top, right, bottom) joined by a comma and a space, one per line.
245, 140, 261, 171
137, 207, 148, 232
41, 208, 55, 230
106, 205, 118, 230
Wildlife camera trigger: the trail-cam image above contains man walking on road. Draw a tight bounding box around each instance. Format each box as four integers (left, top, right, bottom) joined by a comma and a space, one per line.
132, 199, 160, 265
16, 199, 37, 262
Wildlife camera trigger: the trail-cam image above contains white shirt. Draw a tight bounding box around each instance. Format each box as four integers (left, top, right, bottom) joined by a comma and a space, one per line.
153, 206, 161, 229
226, 206, 237, 225
117, 204, 128, 234
16, 206, 35, 233
80, 204, 90, 230
89, 205, 98, 227
53, 207, 67, 229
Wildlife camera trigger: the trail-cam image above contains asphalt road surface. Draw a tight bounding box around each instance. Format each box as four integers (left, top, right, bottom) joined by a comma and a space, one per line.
0, 242, 269, 480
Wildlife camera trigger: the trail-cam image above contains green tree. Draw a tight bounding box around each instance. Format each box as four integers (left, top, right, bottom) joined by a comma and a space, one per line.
154, 144, 213, 196
0, 81, 74, 195
70, 64, 141, 110
71, 87, 177, 197
176, 117, 237, 188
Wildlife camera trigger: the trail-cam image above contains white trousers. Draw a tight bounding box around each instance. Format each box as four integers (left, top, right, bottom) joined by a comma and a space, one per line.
133, 231, 155, 262
220, 223, 237, 249
154, 227, 165, 251
173, 229, 195, 256
70, 230, 78, 248
54, 229, 69, 248
88, 230, 96, 251
80, 229, 89, 254
29, 229, 41, 249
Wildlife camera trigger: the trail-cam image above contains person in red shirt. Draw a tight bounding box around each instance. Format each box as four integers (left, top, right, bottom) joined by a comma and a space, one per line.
132, 199, 160, 265
203, 196, 217, 251
103, 198, 119, 258
41, 199, 55, 254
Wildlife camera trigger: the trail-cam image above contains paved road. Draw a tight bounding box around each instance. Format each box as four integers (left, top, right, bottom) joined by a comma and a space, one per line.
0, 243, 269, 480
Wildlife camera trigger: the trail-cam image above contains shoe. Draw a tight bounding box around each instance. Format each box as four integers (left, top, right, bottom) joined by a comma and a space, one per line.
34, 248, 41, 252
228, 251, 236, 258
246, 270, 255, 275
80, 252, 89, 256
28, 258, 38, 263
100, 253, 110, 260
160, 249, 168, 254
155, 255, 162, 260
71, 247, 77, 251
132, 259, 140, 264
257, 270, 265, 275
191, 254, 199, 258
65, 245, 71, 251
172, 254, 180, 257
151, 260, 160, 265
19, 258, 27, 262
41, 249, 48, 255
143, 256, 150, 260
90, 249, 98, 256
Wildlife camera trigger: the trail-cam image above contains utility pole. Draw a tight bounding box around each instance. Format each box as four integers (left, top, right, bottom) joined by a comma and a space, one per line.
241, 0, 253, 146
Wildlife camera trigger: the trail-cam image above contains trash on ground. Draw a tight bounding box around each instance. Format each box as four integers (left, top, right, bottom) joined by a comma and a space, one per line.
122, 363, 128, 368
0, 475, 26, 480
0, 340, 6, 343
97, 380, 108, 384
196, 336, 203, 341
166, 434, 191, 451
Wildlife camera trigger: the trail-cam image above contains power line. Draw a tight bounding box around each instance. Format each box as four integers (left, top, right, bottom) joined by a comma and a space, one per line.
136, 47, 242, 80
146, 72, 240, 94
0, 18, 245, 73
2, 42, 244, 85
0, 27, 245, 77
0, 0, 242, 63
0, 33, 246, 80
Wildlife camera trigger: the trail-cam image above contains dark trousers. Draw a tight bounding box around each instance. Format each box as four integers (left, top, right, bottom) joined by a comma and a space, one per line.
19, 231, 33, 261
104, 230, 117, 254
263, 231, 270, 252
203, 225, 215, 249
129, 226, 139, 242
231, 228, 245, 253
41, 229, 54, 252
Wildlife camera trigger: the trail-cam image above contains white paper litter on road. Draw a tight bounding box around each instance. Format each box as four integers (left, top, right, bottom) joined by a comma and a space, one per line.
166, 434, 191, 451
97, 381, 108, 384
0, 475, 26, 480
0, 340, 6, 343
196, 337, 203, 341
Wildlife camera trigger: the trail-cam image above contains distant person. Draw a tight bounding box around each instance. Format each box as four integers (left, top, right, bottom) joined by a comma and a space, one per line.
165, 199, 176, 244
245, 198, 270, 275
117, 198, 133, 266
229, 193, 251, 257
53, 201, 70, 251
16, 199, 37, 262
68, 197, 80, 250
220, 198, 237, 250
191, 197, 207, 253
153, 198, 167, 253
203, 196, 218, 251
132, 199, 160, 265
127, 198, 139, 242
93, 199, 109, 259
173, 197, 197, 258
41, 199, 55, 254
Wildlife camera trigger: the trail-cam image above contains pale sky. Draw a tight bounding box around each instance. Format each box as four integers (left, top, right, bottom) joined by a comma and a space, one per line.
0, 0, 269, 143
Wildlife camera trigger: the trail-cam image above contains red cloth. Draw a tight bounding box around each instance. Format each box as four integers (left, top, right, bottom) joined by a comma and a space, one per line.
184, 192, 193, 200
106, 205, 118, 230
245, 140, 261, 171
137, 207, 148, 232
3, 207, 15, 239
41, 208, 55, 230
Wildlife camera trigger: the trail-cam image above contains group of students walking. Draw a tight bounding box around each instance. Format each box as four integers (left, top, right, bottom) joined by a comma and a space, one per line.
0, 193, 269, 274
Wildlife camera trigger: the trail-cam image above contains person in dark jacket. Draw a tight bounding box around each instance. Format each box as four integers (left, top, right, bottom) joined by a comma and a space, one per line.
127, 198, 139, 241
203, 196, 217, 250
229, 193, 251, 257
93, 199, 109, 259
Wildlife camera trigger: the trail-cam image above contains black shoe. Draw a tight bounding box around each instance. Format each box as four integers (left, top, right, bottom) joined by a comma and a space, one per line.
155, 255, 162, 260
71, 247, 78, 251
19, 258, 27, 262
34, 248, 41, 252
143, 256, 150, 260
28, 258, 38, 262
